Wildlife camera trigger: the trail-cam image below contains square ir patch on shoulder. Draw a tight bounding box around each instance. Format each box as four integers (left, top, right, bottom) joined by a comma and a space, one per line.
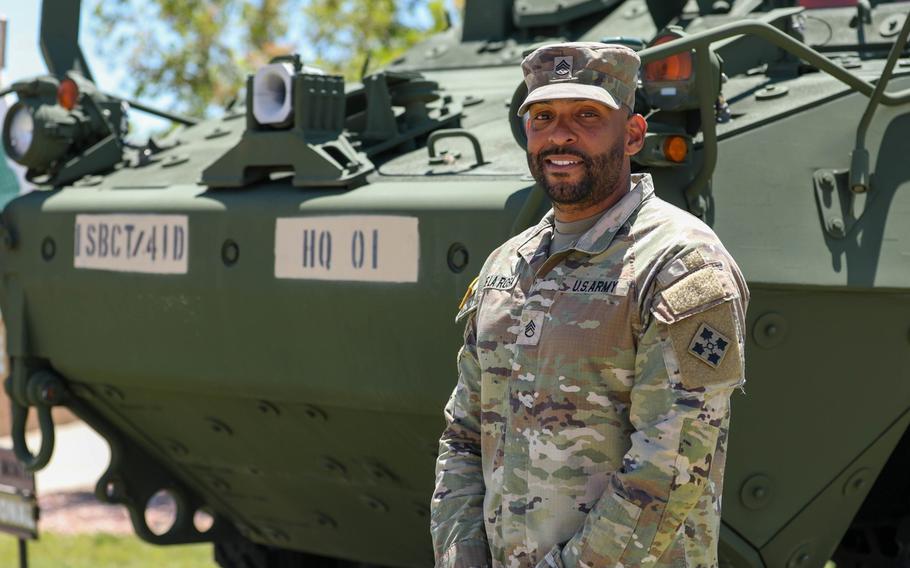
666, 302, 742, 389
687, 323, 731, 368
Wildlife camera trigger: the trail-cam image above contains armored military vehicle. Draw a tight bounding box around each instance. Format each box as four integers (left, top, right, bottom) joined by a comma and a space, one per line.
1, 0, 908, 566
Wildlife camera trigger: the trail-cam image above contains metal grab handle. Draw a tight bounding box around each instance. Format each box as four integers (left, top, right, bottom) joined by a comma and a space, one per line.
850, 10, 910, 193
427, 129, 485, 166
688, 46, 719, 216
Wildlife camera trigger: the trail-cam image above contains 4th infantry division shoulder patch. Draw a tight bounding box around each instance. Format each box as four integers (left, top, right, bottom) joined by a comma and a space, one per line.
687, 323, 731, 368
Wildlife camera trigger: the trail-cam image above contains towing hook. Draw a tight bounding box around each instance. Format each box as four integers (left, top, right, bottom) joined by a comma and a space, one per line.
8, 367, 69, 472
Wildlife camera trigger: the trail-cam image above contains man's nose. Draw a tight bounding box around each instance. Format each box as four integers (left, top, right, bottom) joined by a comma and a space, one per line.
548, 116, 577, 146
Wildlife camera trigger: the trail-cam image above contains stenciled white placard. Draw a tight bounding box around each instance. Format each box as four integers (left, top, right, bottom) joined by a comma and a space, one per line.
0, 493, 36, 533
74, 214, 188, 274
274, 215, 419, 282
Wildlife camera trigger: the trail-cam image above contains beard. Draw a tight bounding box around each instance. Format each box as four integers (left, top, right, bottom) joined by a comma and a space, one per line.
527, 139, 625, 208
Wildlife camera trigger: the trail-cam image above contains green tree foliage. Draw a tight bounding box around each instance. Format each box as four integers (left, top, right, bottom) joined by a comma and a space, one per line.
305, 0, 449, 79
89, 0, 450, 117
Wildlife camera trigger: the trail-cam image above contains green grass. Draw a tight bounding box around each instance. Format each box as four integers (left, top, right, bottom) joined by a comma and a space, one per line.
0, 532, 216, 567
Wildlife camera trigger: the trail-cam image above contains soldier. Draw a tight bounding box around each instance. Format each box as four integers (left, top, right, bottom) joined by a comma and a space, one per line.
431, 42, 749, 568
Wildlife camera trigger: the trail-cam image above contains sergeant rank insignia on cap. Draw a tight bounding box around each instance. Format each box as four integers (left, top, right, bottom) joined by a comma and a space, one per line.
688, 323, 731, 368
553, 56, 573, 77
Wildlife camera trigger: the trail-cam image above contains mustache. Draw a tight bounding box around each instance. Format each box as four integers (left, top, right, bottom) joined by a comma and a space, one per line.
536, 147, 592, 163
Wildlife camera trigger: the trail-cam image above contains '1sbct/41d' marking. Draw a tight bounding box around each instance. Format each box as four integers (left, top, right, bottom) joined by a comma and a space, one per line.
74, 214, 188, 274
274, 215, 419, 282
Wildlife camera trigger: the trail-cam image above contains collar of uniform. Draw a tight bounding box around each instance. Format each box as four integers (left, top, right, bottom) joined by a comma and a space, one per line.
516, 208, 556, 267
572, 173, 653, 255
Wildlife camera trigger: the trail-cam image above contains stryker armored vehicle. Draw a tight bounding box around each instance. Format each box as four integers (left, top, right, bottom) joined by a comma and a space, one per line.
1, 0, 909, 566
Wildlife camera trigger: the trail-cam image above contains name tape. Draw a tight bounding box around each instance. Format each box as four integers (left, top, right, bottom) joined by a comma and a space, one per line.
482, 274, 518, 291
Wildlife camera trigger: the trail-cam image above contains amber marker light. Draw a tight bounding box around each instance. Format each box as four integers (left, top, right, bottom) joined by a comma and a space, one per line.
644, 34, 693, 83
57, 78, 80, 110
663, 135, 688, 163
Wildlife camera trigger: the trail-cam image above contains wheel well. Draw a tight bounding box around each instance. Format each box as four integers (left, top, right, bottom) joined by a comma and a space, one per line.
854, 423, 910, 525
834, 422, 910, 566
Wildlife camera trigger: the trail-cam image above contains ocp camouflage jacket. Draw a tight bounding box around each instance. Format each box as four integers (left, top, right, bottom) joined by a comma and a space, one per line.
431, 174, 749, 568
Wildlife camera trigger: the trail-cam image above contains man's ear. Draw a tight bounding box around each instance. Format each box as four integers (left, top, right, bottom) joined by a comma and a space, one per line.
625, 114, 647, 156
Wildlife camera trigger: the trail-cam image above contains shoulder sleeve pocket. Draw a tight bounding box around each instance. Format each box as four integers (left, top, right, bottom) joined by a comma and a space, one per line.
651, 265, 738, 325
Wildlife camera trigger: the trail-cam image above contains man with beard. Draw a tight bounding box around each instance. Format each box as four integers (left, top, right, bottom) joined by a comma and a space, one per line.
431, 43, 749, 568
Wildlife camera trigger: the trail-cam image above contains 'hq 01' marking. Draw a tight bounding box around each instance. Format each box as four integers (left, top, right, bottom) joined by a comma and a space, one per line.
74, 214, 189, 274
275, 216, 418, 283
350, 229, 378, 269
300, 229, 379, 270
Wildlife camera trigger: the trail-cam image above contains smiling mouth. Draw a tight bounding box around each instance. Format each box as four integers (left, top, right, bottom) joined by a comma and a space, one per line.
543, 155, 585, 172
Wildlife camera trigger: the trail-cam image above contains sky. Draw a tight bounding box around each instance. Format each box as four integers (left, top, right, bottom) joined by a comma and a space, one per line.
1, 1, 46, 87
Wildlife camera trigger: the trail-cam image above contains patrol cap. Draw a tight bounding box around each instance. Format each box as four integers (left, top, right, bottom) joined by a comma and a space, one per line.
518, 42, 640, 116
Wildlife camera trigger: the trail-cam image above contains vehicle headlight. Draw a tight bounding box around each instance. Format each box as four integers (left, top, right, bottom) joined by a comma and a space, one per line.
3, 103, 35, 162
2, 101, 77, 173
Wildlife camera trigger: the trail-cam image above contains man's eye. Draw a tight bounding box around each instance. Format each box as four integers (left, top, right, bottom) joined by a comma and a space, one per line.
533, 113, 551, 120
579, 111, 599, 118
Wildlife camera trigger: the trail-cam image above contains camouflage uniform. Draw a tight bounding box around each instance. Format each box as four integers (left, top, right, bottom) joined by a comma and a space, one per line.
431, 174, 749, 567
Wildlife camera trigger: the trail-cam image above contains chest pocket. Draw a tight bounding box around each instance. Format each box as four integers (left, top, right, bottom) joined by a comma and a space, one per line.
525, 284, 638, 509
541, 280, 637, 394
